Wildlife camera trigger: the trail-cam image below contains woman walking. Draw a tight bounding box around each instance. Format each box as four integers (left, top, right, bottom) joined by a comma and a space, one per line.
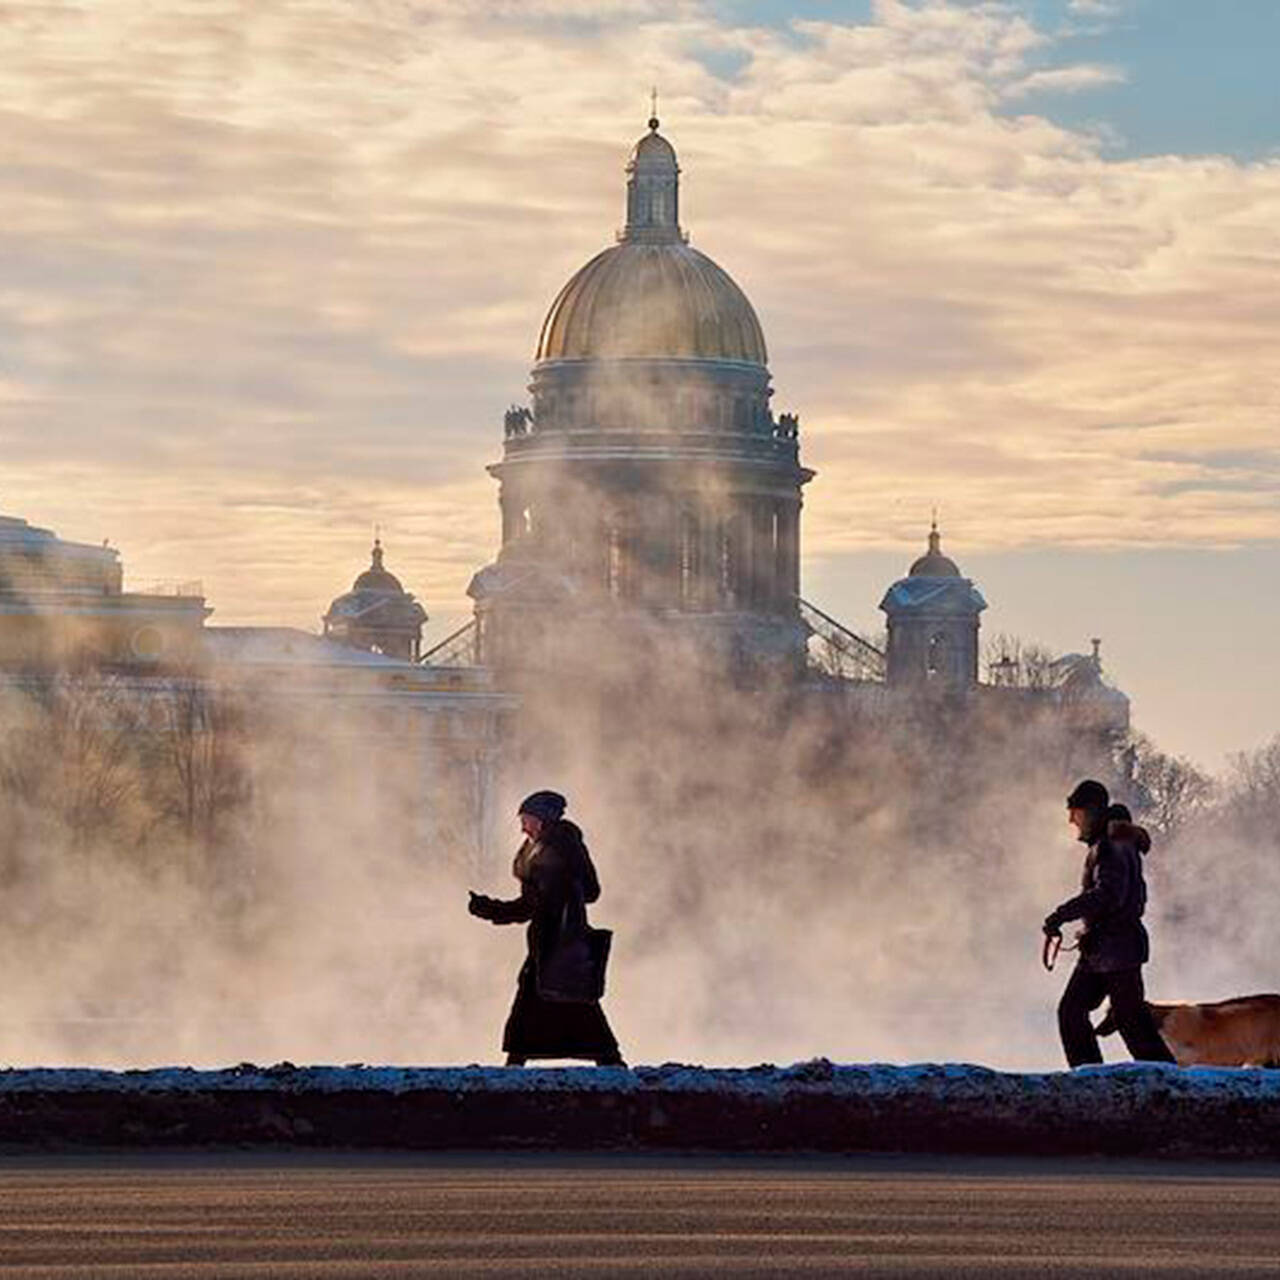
468, 790, 623, 1066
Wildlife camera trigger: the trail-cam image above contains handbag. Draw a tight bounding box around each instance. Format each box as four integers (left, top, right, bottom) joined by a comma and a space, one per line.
537, 912, 612, 1003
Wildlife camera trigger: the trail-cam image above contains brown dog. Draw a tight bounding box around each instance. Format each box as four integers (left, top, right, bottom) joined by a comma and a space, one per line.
1096, 995, 1280, 1067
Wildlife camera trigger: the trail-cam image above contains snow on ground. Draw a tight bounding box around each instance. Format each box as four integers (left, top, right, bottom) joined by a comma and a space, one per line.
0, 1059, 1276, 1101
1, 1061, 1276, 1154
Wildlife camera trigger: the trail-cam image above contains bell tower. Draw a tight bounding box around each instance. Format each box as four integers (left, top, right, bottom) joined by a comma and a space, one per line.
880, 523, 987, 689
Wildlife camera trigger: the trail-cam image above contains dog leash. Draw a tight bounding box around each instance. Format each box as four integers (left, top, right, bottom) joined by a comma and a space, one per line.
1041, 932, 1079, 972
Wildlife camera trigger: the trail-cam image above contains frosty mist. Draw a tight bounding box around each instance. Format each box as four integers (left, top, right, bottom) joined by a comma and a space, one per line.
0, 629, 1273, 1072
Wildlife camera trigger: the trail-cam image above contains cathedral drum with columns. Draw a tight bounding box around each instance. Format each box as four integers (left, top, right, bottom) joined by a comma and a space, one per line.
469, 116, 813, 676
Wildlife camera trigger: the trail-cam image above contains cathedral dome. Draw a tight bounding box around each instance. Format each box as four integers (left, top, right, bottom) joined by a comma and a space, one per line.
534, 117, 767, 367
535, 241, 767, 364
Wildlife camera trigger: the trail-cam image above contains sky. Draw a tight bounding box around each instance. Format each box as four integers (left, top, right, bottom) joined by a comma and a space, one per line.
0, 0, 1276, 769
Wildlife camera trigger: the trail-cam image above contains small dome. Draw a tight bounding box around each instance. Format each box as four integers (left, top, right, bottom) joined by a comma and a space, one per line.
536, 241, 767, 364
324, 539, 426, 662
908, 524, 961, 578
327, 539, 425, 623
351, 539, 404, 593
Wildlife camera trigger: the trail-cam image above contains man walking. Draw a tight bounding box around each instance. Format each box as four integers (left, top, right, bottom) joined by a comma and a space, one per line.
1044, 779, 1175, 1067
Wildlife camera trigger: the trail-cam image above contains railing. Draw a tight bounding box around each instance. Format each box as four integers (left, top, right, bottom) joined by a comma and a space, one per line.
420, 619, 479, 667
798, 597, 886, 682
500, 429, 801, 466
129, 580, 205, 598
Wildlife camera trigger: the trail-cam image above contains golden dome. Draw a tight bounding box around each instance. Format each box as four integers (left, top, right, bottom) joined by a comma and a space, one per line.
534, 118, 768, 367
536, 241, 768, 365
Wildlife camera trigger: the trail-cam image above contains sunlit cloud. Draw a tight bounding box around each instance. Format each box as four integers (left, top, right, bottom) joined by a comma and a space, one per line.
1067, 0, 1124, 15
1002, 64, 1125, 98
0, 0, 1275, 629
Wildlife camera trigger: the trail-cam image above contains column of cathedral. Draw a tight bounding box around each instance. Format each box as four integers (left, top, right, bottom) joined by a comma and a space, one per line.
777, 501, 800, 603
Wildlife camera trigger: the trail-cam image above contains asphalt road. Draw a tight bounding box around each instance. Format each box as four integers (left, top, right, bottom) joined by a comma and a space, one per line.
0, 1153, 1277, 1278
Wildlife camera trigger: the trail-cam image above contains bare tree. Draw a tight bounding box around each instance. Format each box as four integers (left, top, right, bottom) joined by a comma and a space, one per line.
983, 632, 1060, 690
152, 673, 250, 849
1123, 731, 1215, 842
1222, 734, 1280, 842
0, 672, 150, 850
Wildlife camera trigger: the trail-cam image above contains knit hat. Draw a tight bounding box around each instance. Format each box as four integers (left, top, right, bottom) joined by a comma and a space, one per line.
1066, 779, 1109, 811
517, 790, 567, 822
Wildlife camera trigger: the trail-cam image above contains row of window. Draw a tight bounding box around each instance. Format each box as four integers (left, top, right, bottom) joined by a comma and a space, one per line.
628, 183, 675, 228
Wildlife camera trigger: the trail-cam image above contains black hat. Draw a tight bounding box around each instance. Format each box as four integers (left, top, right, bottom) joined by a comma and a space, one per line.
517, 790, 566, 822
1066, 779, 1109, 811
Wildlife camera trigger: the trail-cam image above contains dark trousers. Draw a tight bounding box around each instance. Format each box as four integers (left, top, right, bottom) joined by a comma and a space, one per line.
1057, 963, 1176, 1067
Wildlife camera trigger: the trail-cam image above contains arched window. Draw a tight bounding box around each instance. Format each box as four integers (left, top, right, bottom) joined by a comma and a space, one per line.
927, 631, 948, 678
719, 514, 740, 607
607, 523, 624, 598
767, 505, 782, 608
679, 512, 700, 610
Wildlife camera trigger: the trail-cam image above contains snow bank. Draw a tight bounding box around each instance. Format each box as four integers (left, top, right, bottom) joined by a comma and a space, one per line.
0, 1061, 1277, 1156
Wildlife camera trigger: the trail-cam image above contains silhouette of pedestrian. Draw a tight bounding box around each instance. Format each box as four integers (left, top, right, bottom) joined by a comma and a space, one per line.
1043, 779, 1175, 1067
469, 790, 623, 1067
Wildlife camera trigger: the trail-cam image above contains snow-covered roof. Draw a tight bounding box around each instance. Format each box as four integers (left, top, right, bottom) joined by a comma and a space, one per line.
880, 576, 987, 617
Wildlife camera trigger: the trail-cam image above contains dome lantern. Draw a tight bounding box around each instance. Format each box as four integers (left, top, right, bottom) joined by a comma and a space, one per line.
623, 115, 682, 244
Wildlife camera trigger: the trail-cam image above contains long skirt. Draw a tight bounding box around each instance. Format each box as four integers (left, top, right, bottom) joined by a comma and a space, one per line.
502, 958, 620, 1061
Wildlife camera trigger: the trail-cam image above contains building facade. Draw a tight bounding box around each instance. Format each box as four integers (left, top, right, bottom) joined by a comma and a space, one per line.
0, 512, 208, 668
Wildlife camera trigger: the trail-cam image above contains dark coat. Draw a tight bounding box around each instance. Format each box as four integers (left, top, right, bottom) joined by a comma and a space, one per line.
471, 819, 618, 1061
472, 819, 600, 974
1046, 820, 1152, 973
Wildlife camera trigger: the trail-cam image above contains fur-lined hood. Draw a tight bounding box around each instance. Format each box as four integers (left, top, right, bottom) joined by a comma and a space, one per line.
514, 818, 601, 903
1108, 819, 1151, 855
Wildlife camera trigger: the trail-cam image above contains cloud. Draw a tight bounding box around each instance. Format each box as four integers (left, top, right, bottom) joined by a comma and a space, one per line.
1003, 63, 1126, 99
0, 0, 1276, 631
1068, 0, 1124, 15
